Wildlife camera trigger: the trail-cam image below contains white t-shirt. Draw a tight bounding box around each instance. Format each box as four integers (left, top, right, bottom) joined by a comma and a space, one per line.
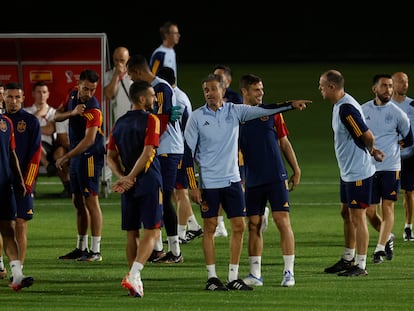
150, 45, 177, 83
103, 68, 133, 123
24, 104, 56, 145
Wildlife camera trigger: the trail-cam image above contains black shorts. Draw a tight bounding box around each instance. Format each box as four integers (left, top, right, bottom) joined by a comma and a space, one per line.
42, 141, 55, 162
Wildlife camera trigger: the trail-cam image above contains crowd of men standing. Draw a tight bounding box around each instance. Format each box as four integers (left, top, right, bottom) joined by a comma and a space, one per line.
1, 20, 414, 300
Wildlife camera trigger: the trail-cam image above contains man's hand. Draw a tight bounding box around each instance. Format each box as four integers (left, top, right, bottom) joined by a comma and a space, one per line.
289, 100, 312, 111
372, 148, 385, 162
112, 175, 135, 193
70, 104, 86, 116
189, 188, 202, 204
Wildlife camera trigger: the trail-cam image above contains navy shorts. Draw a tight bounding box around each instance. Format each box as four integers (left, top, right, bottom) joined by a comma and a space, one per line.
371, 171, 400, 204
121, 186, 163, 231
0, 183, 17, 221
401, 167, 414, 191
200, 181, 245, 219
175, 160, 189, 189
15, 193, 34, 220
340, 176, 374, 209
158, 154, 182, 192
70, 154, 103, 197
245, 180, 290, 216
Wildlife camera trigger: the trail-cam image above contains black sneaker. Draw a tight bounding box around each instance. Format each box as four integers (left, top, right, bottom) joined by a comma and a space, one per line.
385, 233, 394, 260
183, 228, 203, 243
372, 250, 386, 264
152, 251, 183, 264
226, 279, 253, 290
205, 277, 228, 291
337, 265, 368, 277
403, 227, 414, 241
58, 248, 88, 260
9, 276, 34, 291
148, 249, 166, 263
324, 257, 354, 273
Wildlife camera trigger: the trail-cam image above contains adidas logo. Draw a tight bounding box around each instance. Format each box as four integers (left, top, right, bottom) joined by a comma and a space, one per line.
229, 281, 244, 290
203, 121, 210, 126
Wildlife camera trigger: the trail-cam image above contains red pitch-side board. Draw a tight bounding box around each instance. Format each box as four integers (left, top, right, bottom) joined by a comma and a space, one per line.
0, 34, 109, 108
0, 33, 113, 196
0, 33, 113, 137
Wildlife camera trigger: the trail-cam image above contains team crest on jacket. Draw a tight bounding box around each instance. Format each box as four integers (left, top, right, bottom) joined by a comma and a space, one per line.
0, 119, 7, 132
17, 120, 26, 133
260, 116, 269, 121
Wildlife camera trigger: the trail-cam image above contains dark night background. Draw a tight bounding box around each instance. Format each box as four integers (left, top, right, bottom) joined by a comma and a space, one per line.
2, 2, 413, 65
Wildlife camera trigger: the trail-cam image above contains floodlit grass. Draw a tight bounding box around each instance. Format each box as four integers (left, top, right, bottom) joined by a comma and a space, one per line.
2, 62, 414, 310
2, 176, 412, 311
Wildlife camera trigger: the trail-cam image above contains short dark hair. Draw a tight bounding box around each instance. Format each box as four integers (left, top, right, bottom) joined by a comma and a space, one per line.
157, 67, 176, 86
372, 74, 392, 86
33, 80, 48, 90
213, 64, 232, 77
240, 74, 262, 90
127, 54, 149, 71
79, 69, 99, 83
129, 81, 152, 103
5, 81, 23, 90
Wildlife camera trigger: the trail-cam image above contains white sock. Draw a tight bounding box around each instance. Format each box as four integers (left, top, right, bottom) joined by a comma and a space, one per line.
130, 261, 143, 280
154, 230, 163, 251
187, 214, 201, 231
374, 244, 385, 253
10, 260, 23, 283
217, 216, 225, 227
343, 248, 355, 261
248, 256, 261, 278
77, 235, 88, 251
0, 256, 4, 270
91, 236, 101, 253
283, 255, 295, 274
167, 235, 180, 256
355, 254, 367, 270
405, 223, 412, 229
206, 264, 217, 279
178, 225, 187, 239
228, 264, 239, 282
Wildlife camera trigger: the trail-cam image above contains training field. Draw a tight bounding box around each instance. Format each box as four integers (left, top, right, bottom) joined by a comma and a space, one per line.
2, 63, 414, 310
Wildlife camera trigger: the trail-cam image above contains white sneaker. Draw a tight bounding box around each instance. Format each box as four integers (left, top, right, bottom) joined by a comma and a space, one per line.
261, 207, 270, 232
121, 273, 144, 298
243, 273, 263, 286
281, 270, 295, 287
214, 225, 228, 237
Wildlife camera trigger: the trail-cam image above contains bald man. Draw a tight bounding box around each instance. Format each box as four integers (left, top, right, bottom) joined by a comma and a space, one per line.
104, 46, 133, 123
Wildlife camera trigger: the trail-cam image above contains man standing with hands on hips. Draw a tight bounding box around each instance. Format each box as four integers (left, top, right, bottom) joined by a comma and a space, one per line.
319, 70, 384, 277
